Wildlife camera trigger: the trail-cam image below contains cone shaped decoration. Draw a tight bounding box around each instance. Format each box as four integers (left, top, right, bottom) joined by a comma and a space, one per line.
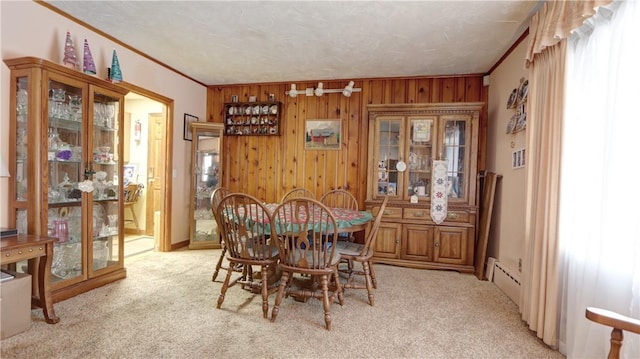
109, 50, 123, 83
62, 31, 79, 69
82, 39, 97, 75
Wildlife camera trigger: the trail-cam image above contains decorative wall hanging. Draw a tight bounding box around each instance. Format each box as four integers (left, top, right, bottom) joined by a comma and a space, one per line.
431, 160, 448, 224
304, 119, 341, 150
505, 77, 528, 134
133, 120, 142, 142
183, 113, 198, 141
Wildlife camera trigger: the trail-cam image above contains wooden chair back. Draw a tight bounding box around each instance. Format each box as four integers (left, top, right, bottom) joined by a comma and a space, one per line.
210, 187, 231, 221
320, 189, 358, 210
215, 193, 277, 262
281, 188, 315, 202
124, 183, 143, 205
360, 196, 389, 257
272, 198, 339, 273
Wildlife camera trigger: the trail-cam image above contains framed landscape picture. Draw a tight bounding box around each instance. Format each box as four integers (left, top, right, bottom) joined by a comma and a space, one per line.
304, 119, 341, 150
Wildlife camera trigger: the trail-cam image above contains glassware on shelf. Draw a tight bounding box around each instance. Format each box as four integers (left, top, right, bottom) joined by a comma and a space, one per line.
68, 94, 82, 121
50, 88, 65, 102
17, 82, 28, 116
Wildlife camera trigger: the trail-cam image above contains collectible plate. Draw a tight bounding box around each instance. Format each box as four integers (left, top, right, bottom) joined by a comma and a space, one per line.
506, 89, 518, 109
506, 113, 518, 134
395, 161, 407, 172
517, 79, 529, 104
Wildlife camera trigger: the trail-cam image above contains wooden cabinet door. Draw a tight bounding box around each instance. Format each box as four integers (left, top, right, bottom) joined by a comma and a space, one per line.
434, 226, 470, 265
402, 224, 434, 261
373, 222, 402, 259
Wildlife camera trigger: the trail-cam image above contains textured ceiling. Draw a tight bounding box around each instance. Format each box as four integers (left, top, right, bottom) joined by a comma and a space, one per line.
44, 1, 539, 86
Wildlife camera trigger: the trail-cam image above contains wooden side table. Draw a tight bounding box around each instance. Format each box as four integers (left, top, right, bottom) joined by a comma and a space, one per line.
1, 234, 60, 324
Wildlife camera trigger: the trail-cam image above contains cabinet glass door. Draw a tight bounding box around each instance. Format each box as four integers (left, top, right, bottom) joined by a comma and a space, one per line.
190, 123, 222, 248
407, 116, 436, 199
91, 90, 121, 272
14, 75, 29, 234
47, 78, 85, 282
374, 117, 403, 199
441, 116, 468, 201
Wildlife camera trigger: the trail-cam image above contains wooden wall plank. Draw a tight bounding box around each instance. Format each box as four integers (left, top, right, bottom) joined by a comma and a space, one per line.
207, 74, 486, 206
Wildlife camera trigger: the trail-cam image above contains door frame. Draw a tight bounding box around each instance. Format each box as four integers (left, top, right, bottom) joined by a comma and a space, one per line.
121, 82, 174, 252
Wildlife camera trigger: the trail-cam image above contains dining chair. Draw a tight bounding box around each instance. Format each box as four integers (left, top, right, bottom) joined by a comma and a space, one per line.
280, 187, 315, 202
320, 188, 359, 242
215, 193, 279, 318
123, 182, 144, 234
210, 187, 234, 282
319, 188, 358, 210
336, 196, 388, 306
585, 307, 640, 359
270, 198, 344, 330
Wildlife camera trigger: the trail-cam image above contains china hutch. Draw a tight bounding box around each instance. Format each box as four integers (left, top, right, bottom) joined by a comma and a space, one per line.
5, 57, 128, 301
365, 102, 483, 273
188, 122, 224, 249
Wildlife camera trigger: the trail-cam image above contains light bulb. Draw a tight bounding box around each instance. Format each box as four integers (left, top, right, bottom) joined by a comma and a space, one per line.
314, 82, 324, 97
288, 84, 298, 98
343, 81, 355, 97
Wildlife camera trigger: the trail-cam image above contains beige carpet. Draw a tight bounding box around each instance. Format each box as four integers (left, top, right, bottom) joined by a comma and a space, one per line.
1, 249, 564, 358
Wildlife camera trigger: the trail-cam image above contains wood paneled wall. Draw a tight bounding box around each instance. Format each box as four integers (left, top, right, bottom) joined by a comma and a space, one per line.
207, 76, 488, 206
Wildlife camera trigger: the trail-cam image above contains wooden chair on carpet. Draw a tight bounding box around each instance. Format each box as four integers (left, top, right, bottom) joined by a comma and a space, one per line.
336, 196, 388, 306
585, 307, 640, 359
319, 188, 358, 210
270, 198, 344, 330
215, 193, 279, 318
280, 187, 315, 202
320, 188, 359, 242
210, 187, 233, 282
123, 183, 144, 234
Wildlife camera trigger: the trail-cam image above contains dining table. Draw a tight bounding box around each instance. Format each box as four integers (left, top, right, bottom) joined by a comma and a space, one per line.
262, 203, 373, 235
223, 202, 373, 298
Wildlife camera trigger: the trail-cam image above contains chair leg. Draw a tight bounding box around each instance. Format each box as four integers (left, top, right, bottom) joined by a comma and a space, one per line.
129, 207, 141, 234
260, 265, 270, 319
271, 271, 290, 323
369, 261, 378, 289
332, 269, 344, 306
211, 245, 227, 282
217, 262, 234, 309
362, 261, 375, 306
320, 274, 332, 330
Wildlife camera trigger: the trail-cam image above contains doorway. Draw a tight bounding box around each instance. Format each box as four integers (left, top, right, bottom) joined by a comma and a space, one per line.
122, 85, 173, 257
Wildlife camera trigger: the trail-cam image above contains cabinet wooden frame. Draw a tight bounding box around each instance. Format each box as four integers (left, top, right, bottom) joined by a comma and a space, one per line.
4, 57, 129, 302
365, 102, 483, 273
188, 122, 224, 249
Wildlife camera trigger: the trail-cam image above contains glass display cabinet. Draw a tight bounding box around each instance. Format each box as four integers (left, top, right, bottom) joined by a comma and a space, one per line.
188, 122, 224, 249
365, 102, 482, 273
5, 57, 128, 301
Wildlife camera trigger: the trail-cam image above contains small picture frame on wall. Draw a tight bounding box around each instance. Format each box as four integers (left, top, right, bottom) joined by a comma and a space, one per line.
304, 119, 341, 150
183, 113, 198, 141
512, 148, 526, 169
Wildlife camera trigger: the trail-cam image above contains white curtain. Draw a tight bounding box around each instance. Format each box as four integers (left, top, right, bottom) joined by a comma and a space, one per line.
558, 0, 640, 357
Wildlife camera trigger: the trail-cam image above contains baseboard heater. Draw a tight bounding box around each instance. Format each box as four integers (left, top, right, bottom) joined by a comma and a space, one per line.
491, 260, 521, 306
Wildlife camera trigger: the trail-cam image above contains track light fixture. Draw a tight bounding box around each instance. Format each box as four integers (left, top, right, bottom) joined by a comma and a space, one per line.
285, 81, 361, 98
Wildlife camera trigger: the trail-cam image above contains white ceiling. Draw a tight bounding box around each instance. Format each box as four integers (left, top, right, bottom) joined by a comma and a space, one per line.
44, 1, 539, 86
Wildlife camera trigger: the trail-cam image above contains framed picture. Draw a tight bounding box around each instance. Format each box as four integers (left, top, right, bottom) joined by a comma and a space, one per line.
304, 119, 341, 150
123, 163, 137, 182
183, 113, 198, 141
